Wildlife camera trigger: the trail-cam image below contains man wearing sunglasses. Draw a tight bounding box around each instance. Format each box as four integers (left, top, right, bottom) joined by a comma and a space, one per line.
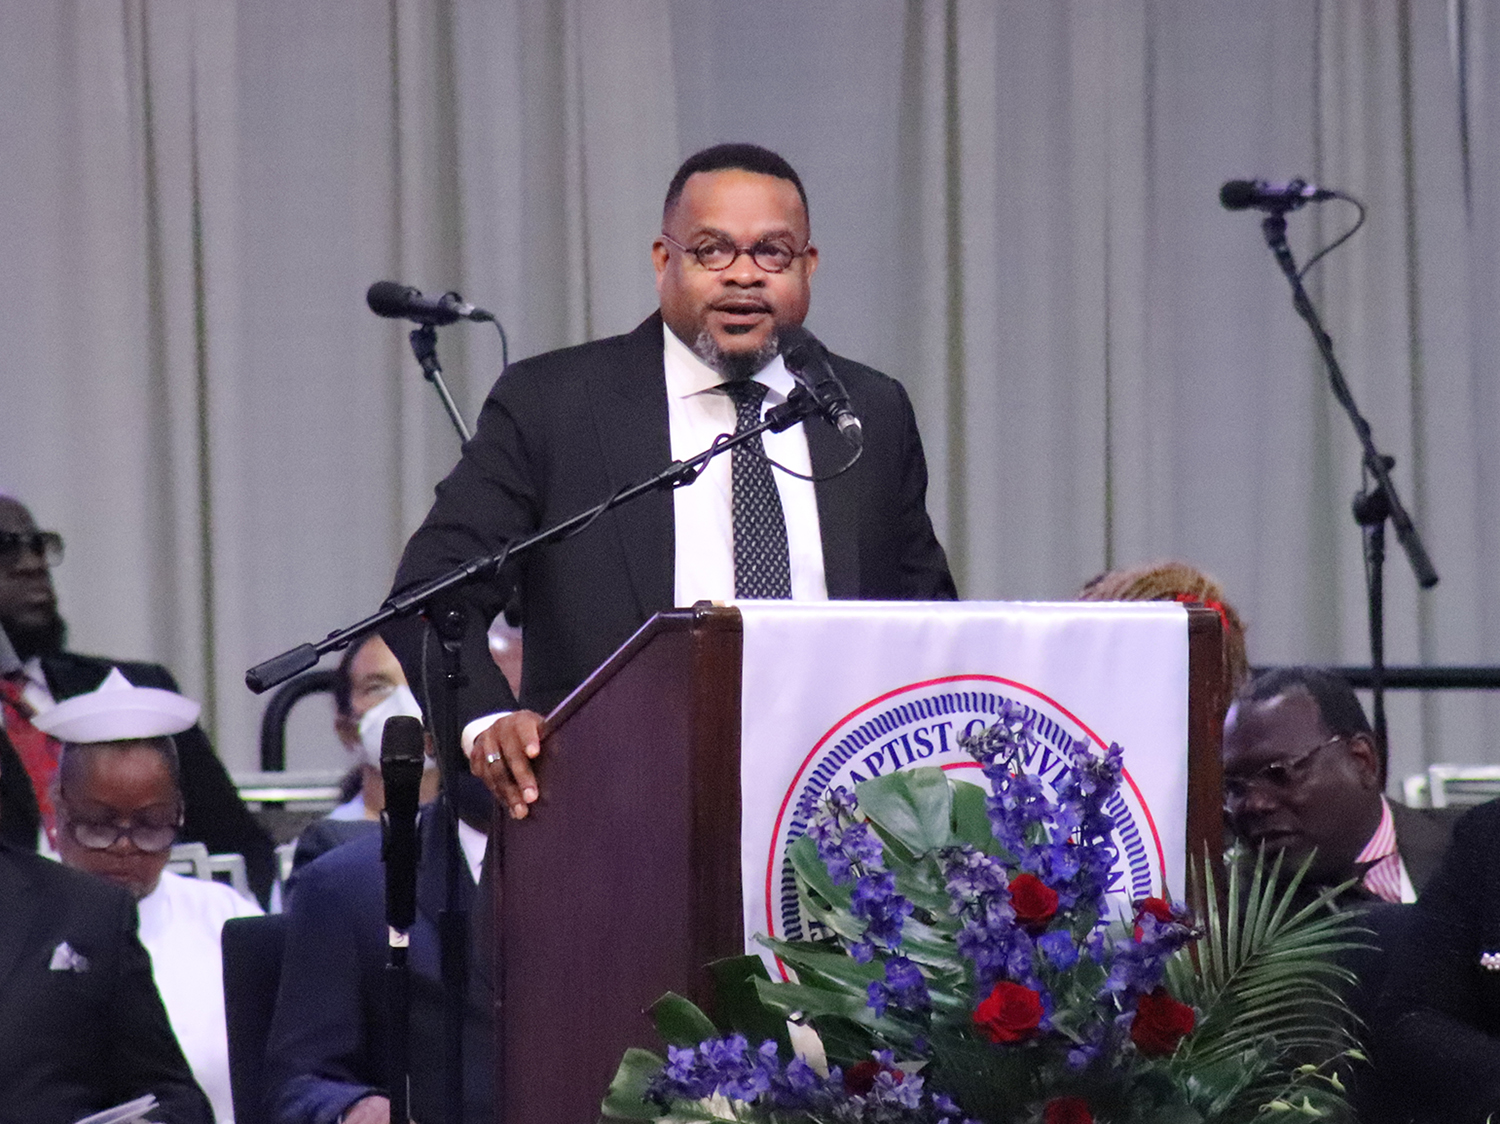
0, 493, 276, 905
386, 143, 955, 821
1222, 666, 1457, 902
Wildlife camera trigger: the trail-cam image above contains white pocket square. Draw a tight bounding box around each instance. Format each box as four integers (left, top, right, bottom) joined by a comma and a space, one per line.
49, 941, 90, 973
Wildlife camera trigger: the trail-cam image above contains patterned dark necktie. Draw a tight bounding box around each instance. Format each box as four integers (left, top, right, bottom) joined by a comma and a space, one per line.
720, 379, 792, 599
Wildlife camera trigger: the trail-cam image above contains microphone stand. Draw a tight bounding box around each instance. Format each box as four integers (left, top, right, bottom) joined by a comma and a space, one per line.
409, 323, 474, 443
244, 386, 824, 694
1259, 211, 1439, 763
379, 717, 426, 1124
245, 386, 827, 1123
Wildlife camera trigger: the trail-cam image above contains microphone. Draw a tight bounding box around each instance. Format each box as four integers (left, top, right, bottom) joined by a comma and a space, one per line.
777, 325, 863, 449
1219, 178, 1337, 213
380, 714, 426, 935
366, 280, 495, 325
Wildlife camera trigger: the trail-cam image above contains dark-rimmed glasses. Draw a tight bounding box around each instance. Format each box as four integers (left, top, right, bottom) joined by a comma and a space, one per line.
63, 814, 181, 853
0, 530, 63, 568
659, 231, 811, 273
1223, 735, 1343, 804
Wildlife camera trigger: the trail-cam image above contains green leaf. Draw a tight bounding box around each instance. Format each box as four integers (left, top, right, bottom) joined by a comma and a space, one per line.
855, 767, 956, 856
599, 1046, 666, 1120
751, 976, 880, 1027
706, 955, 791, 1054
950, 778, 998, 851
648, 993, 718, 1047
1167, 847, 1365, 1118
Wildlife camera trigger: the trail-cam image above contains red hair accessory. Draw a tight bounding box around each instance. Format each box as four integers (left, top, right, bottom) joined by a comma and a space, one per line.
1172, 592, 1230, 636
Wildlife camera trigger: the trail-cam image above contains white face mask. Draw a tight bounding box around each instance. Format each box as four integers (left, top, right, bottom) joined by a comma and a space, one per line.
356, 684, 426, 769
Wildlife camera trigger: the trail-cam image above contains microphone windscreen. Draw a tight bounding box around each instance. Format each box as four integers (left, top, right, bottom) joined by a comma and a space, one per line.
1219, 180, 1257, 211
379, 713, 426, 767
366, 280, 417, 319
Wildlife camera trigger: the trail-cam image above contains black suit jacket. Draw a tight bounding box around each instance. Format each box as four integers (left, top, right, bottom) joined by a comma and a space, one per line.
264, 805, 492, 1124
35, 651, 277, 906
1374, 799, 1500, 1122
0, 841, 212, 1124
386, 313, 956, 721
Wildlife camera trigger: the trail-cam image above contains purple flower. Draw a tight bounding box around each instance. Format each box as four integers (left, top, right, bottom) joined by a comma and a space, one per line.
867, 954, 931, 1017
806, 789, 918, 961
851, 870, 915, 949
1037, 929, 1079, 971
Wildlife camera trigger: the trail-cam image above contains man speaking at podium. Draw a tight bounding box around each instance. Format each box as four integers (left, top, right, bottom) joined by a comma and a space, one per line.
386, 143, 955, 820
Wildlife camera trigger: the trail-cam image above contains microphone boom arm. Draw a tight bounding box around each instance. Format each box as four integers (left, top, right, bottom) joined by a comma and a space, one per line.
244, 388, 825, 693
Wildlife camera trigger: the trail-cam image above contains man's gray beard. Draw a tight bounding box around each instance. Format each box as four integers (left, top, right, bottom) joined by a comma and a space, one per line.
691, 328, 777, 382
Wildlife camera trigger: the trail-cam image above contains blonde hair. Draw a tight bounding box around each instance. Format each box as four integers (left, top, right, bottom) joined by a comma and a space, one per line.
1078, 560, 1249, 690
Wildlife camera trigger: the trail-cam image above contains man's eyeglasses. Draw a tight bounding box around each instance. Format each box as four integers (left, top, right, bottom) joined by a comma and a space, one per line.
0, 530, 63, 568
659, 231, 811, 273
1223, 735, 1344, 803
63, 815, 180, 854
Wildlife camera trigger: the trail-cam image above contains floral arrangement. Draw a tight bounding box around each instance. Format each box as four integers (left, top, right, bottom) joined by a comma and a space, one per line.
604, 703, 1362, 1124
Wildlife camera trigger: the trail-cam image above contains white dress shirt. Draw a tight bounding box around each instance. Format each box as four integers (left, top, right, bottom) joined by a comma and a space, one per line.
138, 870, 263, 1123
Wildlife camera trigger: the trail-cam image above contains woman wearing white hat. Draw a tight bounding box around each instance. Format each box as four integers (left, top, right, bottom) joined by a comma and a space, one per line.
39, 669, 261, 1124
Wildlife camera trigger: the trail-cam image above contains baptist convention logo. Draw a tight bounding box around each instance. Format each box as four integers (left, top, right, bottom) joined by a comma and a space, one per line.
763, 674, 1164, 956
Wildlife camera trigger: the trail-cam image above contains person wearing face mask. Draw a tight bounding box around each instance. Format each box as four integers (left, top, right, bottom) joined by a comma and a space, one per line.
264, 718, 496, 1123
328, 633, 434, 822
289, 635, 432, 874
37, 668, 260, 1124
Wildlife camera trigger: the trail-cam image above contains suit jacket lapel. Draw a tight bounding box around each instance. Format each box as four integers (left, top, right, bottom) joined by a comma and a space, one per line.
587, 314, 675, 617
806, 417, 860, 599
0, 846, 43, 997
40, 653, 106, 702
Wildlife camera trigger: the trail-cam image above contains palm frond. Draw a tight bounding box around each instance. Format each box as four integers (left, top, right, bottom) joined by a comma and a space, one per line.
1168, 848, 1366, 1121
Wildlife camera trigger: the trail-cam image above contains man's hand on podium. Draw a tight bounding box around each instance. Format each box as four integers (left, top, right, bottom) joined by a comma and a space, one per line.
471, 709, 545, 819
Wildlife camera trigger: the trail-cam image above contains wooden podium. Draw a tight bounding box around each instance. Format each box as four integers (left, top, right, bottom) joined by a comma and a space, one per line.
489, 604, 1227, 1124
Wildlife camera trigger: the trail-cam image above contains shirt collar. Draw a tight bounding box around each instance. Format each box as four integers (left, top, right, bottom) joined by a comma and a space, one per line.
662, 322, 794, 403
1353, 795, 1399, 864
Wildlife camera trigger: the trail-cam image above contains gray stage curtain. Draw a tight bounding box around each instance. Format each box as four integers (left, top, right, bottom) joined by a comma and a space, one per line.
0, 0, 1494, 789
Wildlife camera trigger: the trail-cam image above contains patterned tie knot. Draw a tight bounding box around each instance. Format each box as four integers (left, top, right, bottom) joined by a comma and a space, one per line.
719, 378, 769, 424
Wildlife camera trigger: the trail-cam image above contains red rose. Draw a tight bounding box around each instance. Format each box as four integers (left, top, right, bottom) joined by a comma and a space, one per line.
1009, 873, 1059, 932
1133, 896, 1174, 940
973, 980, 1044, 1043
1043, 1096, 1094, 1124
843, 1058, 903, 1095
1130, 987, 1196, 1056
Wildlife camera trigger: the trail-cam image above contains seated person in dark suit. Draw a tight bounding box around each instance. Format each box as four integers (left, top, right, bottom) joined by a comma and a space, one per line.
0, 753, 212, 1124
0, 496, 276, 904
264, 770, 494, 1124
1223, 666, 1458, 904
1374, 798, 1500, 1123
1224, 667, 1461, 1122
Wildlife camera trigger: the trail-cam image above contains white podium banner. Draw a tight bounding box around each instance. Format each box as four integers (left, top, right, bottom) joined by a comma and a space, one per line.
737, 600, 1190, 972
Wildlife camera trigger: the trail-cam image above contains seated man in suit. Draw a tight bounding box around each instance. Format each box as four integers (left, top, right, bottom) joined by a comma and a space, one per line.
41, 668, 262, 1124
1374, 798, 1500, 1122
0, 494, 276, 903
385, 143, 955, 823
0, 752, 213, 1124
1223, 666, 1458, 902
264, 768, 494, 1124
